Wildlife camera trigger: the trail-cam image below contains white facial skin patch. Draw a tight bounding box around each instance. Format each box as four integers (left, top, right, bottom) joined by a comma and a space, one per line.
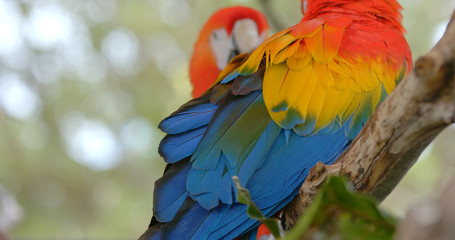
209, 19, 263, 71
232, 19, 261, 53
210, 27, 232, 70
302, 0, 308, 15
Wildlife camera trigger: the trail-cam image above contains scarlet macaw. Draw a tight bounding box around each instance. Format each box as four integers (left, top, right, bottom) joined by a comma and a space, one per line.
141, 0, 412, 239
187, 7, 272, 240
189, 6, 269, 98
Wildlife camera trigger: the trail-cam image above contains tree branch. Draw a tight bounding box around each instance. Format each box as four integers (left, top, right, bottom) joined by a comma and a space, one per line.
283, 11, 455, 229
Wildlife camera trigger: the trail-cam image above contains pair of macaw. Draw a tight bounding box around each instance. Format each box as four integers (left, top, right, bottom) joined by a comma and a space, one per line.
141, 1, 412, 239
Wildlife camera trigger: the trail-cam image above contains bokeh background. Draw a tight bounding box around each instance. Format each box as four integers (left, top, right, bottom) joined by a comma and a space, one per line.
0, 0, 454, 238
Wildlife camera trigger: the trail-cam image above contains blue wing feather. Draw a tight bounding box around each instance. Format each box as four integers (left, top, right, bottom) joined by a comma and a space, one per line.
235, 121, 281, 187
161, 198, 212, 240
220, 70, 240, 84
153, 160, 191, 222
187, 154, 235, 206
159, 126, 206, 163
159, 102, 217, 134
148, 89, 353, 239
190, 91, 264, 170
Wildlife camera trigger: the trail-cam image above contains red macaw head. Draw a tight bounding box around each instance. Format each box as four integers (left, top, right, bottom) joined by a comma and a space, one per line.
189, 6, 269, 98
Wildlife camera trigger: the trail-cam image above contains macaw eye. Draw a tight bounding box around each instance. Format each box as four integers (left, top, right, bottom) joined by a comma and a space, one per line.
212, 32, 218, 40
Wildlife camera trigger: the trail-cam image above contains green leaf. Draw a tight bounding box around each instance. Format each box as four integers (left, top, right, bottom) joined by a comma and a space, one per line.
232, 176, 282, 239
285, 176, 397, 240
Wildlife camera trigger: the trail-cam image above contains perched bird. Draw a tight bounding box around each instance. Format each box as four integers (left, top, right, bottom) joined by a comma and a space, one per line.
189, 6, 269, 98
141, 0, 411, 239
188, 7, 272, 239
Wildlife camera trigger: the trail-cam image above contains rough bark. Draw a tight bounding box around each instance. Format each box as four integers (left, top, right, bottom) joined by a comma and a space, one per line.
283, 11, 455, 229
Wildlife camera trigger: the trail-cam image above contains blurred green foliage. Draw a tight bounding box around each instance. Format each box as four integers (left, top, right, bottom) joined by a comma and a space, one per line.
285, 176, 396, 240
234, 176, 397, 240
0, 0, 453, 238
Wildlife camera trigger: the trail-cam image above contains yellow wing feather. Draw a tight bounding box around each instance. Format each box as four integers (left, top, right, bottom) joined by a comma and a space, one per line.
234, 16, 405, 136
